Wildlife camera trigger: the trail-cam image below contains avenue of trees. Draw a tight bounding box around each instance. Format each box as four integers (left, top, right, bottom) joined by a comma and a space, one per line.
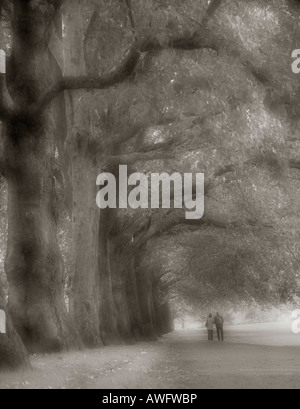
0, 0, 300, 369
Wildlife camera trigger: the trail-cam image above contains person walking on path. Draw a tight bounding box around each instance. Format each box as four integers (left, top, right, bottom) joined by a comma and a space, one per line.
214, 312, 224, 342
205, 314, 214, 341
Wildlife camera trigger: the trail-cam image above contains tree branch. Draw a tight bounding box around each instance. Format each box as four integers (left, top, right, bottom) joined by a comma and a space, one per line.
160, 277, 183, 291
183, 217, 273, 230
289, 159, 300, 171
27, 39, 142, 117
26, 24, 222, 117
140, 27, 220, 53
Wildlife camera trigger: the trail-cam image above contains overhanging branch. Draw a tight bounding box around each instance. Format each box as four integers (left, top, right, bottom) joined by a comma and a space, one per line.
27, 39, 142, 117
140, 27, 220, 54
26, 23, 222, 117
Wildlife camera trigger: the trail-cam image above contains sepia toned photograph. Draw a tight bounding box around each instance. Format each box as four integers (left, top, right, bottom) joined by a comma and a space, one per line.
0, 0, 300, 391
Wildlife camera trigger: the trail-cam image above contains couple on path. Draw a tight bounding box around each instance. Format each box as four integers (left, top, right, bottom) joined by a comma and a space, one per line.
205, 313, 224, 342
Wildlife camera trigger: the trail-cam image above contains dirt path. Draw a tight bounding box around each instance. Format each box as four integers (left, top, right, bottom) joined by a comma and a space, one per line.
1, 323, 300, 389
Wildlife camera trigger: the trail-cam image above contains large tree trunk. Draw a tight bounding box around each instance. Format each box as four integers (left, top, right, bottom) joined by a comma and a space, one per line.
109, 240, 135, 344
3, 1, 81, 353
126, 257, 145, 342
152, 282, 174, 336
98, 211, 120, 345
159, 302, 174, 334
63, 1, 103, 347
135, 266, 158, 341
0, 286, 29, 369
99, 235, 145, 344
68, 135, 102, 347
0, 315, 29, 370
4, 122, 79, 352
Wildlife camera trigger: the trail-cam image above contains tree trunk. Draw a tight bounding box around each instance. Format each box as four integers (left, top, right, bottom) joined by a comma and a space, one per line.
98, 211, 120, 345
4, 123, 79, 352
126, 258, 145, 342
160, 302, 174, 334
151, 281, 174, 336
0, 286, 29, 369
136, 267, 158, 341
3, 0, 81, 353
69, 135, 102, 347
109, 241, 135, 344
63, 0, 103, 347
0, 315, 29, 370
154, 297, 174, 336
99, 236, 145, 344
152, 282, 162, 336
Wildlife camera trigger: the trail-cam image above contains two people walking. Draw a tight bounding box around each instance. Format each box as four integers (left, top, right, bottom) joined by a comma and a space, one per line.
205, 312, 224, 342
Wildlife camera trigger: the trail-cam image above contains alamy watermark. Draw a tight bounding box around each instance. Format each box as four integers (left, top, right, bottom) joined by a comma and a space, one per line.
291, 310, 300, 335
96, 165, 205, 220
292, 49, 300, 74
0, 309, 6, 334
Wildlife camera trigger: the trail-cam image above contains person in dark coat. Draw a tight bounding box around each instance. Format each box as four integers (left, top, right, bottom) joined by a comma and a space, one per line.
205, 313, 214, 341
214, 312, 224, 342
